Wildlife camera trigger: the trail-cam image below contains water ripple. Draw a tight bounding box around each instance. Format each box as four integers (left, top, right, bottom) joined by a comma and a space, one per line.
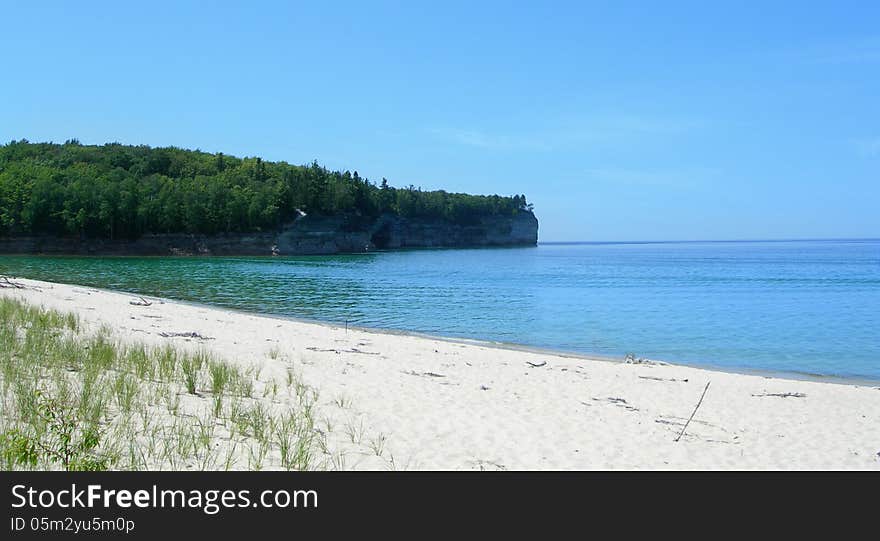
1, 240, 878, 378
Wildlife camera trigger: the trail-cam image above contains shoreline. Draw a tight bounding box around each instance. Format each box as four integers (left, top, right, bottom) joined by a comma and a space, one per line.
3, 276, 880, 469
6, 275, 879, 388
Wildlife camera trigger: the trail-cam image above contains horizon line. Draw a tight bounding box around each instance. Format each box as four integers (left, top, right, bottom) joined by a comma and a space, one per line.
538, 237, 880, 245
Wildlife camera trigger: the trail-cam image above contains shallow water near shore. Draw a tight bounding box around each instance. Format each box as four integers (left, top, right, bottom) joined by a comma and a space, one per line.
1, 239, 878, 379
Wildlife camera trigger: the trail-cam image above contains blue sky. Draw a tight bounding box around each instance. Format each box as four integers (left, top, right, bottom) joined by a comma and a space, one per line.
2, 1, 878, 241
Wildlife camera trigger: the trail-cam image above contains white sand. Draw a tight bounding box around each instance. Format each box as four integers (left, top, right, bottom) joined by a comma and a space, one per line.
3, 277, 880, 470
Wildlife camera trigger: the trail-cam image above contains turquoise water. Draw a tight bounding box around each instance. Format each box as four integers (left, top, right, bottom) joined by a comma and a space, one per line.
1, 239, 878, 379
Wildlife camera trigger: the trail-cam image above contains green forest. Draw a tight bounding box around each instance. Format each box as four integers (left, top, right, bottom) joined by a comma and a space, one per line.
0, 140, 532, 239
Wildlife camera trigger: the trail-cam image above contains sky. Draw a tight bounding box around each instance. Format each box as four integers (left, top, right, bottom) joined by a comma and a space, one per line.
1, 1, 878, 241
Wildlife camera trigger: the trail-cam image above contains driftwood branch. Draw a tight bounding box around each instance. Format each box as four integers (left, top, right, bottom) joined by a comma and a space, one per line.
526, 361, 547, 368
129, 296, 152, 306
639, 375, 689, 383
675, 381, 711, 442
158, 331, 213, 340
306, 346, 380, 355
751, 392, 806, 399
403, 370, 446, 378
0, 275, 26, 289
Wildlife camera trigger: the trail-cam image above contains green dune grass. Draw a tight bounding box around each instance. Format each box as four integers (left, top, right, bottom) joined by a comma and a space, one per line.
0, 296, 323, 471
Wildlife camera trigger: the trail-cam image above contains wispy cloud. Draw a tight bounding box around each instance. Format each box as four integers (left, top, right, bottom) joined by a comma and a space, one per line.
430, 114, 702, 152
434, 129, 553, 152
586, 114, 702, 136
584, 166, 720, 190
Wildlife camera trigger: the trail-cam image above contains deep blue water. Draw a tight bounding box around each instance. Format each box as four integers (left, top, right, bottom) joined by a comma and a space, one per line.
1, 239, 878, 379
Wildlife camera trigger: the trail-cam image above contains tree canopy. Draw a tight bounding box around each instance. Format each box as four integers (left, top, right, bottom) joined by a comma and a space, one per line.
0, 140, 532, 239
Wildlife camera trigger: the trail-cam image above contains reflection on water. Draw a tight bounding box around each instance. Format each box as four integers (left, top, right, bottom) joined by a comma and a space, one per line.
1, 240, 878, 379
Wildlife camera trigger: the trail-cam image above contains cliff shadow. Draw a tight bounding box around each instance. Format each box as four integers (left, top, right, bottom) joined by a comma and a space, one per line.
370, 222, 393, 249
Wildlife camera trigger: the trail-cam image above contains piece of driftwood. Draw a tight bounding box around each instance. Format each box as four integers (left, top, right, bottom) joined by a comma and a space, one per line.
751, 392, 806, 398
403, 370, 446, 378
639, 375, 689, 383
675, 381, 711, 442
526, 361, 547, 368
0, 276, 26, 289
158, 331, 213, 340
306, 346, 380, 355
350, 348, 380, 355
307, 347, 342, 354
129, 297, 152, 306
623, 353, 667, 366
624, 353, 642, 363
471, 459, 507, 471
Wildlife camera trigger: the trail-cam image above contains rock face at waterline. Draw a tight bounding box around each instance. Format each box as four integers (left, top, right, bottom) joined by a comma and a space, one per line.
0, 211, 538, 256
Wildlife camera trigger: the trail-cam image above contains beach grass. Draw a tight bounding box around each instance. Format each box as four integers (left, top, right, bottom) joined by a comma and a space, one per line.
0, 296, 326, 471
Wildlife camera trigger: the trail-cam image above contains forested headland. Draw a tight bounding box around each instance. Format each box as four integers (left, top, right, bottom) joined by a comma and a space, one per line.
0, 140, 533, 240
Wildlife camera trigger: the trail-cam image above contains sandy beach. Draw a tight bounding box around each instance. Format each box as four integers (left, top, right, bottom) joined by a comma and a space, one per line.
2, 276, 879, 470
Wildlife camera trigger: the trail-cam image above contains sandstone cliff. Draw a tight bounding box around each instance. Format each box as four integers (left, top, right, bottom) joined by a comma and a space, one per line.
0, 212, 538, 256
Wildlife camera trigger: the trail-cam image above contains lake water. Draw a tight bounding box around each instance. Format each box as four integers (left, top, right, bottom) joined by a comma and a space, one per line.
1, 239, 878, 379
